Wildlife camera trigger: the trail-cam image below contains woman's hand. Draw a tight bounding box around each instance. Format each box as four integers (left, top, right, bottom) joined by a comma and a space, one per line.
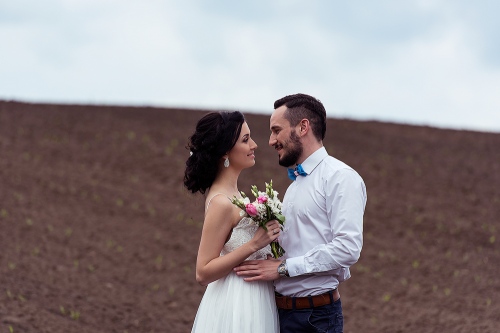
250, 220, 281, 251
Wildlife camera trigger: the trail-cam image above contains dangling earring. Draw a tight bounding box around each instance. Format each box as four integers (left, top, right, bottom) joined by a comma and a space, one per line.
224, 157, 230, 168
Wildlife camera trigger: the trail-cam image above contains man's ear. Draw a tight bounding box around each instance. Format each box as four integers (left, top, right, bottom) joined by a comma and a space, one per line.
298, 119, 309, 137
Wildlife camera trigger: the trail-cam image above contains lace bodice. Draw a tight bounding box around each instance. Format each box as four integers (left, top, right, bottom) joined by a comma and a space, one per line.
221, 217, 272, 260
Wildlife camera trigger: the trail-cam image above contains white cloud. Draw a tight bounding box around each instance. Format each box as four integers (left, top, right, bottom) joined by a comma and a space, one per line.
327, 4, 500, 131
0, 1, 499, 132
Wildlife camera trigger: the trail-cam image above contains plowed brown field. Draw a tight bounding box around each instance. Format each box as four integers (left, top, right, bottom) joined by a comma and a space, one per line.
1, 101, 499, 333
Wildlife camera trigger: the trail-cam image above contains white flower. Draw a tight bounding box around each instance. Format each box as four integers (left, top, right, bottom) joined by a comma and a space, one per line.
230, 180, 286, 258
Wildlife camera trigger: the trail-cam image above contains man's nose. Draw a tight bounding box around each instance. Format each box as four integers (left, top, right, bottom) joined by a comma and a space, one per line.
269, 134, 276, 147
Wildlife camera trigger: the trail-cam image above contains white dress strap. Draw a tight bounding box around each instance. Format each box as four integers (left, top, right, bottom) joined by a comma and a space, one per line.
205, 193, 228, 215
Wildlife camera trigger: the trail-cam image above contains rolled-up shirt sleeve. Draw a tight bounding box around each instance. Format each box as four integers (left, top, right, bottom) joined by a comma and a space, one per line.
286, 169, 367, 277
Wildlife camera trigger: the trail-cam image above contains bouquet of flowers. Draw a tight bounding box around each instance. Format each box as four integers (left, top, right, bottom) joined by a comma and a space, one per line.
231, 180, 286, 258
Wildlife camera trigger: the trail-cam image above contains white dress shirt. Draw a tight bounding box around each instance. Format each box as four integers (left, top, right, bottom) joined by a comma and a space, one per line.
274, 147, 367, 297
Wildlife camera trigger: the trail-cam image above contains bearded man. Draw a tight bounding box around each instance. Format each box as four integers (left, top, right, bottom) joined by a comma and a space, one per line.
235, 93, 367, 333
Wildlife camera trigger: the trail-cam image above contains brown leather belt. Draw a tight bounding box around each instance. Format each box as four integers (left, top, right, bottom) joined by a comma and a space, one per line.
275, 289, 340, 310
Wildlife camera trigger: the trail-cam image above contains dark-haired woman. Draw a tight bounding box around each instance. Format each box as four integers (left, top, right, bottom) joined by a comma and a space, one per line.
185, 111, 280, 333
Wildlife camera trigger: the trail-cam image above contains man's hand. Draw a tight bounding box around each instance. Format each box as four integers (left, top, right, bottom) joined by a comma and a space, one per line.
234, 255, 281, 282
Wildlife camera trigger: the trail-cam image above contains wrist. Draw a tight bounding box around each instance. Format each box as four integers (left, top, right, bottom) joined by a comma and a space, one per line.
246, 242, 258, 254
277, 259, 289, 278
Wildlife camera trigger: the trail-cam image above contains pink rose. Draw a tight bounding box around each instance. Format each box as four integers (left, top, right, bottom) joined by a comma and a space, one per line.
257, 195, 268, 204
245, 203, 258, 217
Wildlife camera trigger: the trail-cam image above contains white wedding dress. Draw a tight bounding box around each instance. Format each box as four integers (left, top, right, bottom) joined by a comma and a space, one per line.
191, 216, 280, 333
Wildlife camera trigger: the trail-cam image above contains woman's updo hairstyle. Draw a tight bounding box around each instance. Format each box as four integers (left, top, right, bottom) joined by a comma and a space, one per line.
184, 111, 245, 194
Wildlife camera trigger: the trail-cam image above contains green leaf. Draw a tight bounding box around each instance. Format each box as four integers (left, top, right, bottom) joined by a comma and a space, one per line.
275, 214, 285, 224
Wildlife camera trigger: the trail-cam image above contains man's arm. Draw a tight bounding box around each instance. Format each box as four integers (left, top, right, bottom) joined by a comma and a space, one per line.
235, 169, 366, 282
233, 255, 281, 281
286, 169, 366, 277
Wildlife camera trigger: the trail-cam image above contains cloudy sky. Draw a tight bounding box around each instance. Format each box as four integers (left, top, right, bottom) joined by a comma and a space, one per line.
1, 0, 499, 132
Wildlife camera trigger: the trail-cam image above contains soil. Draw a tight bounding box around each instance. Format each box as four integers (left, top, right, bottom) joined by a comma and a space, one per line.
1, 100, 499, 333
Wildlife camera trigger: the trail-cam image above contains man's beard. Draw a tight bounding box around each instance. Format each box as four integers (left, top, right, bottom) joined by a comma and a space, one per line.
278, 130, 303, 167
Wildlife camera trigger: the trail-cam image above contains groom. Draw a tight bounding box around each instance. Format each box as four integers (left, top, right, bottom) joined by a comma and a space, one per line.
234, 93, 367, 332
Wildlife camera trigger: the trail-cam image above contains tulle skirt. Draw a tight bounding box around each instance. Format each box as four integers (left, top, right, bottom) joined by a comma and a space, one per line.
191, 271, 279, 333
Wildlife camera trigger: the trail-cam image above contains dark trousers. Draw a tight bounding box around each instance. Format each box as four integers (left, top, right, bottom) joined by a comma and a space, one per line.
278, 298, 343, 333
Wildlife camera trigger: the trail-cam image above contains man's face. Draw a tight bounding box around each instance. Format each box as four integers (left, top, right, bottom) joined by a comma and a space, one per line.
269, 106, 303, 168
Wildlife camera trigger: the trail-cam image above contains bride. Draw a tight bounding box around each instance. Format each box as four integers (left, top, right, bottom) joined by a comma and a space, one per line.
184, 111, 280, 333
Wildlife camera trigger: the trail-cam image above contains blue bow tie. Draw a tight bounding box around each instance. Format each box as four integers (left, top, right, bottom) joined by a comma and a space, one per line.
287, 164, 307, 181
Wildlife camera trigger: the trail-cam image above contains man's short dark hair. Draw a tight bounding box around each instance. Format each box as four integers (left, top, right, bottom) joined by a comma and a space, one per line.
274, 93, 327, 140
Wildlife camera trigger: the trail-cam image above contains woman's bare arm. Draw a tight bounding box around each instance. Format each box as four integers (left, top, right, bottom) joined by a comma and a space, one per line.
195, 195, 280, 286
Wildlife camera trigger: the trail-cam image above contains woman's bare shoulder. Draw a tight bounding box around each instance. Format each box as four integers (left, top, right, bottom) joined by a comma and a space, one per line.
205, 193, 232, 215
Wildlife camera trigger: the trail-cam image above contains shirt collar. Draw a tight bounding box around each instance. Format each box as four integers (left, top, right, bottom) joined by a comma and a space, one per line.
299, 147, 328, 175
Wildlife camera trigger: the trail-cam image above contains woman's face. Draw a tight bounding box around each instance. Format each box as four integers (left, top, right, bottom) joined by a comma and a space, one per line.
227, 122, 258, 169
